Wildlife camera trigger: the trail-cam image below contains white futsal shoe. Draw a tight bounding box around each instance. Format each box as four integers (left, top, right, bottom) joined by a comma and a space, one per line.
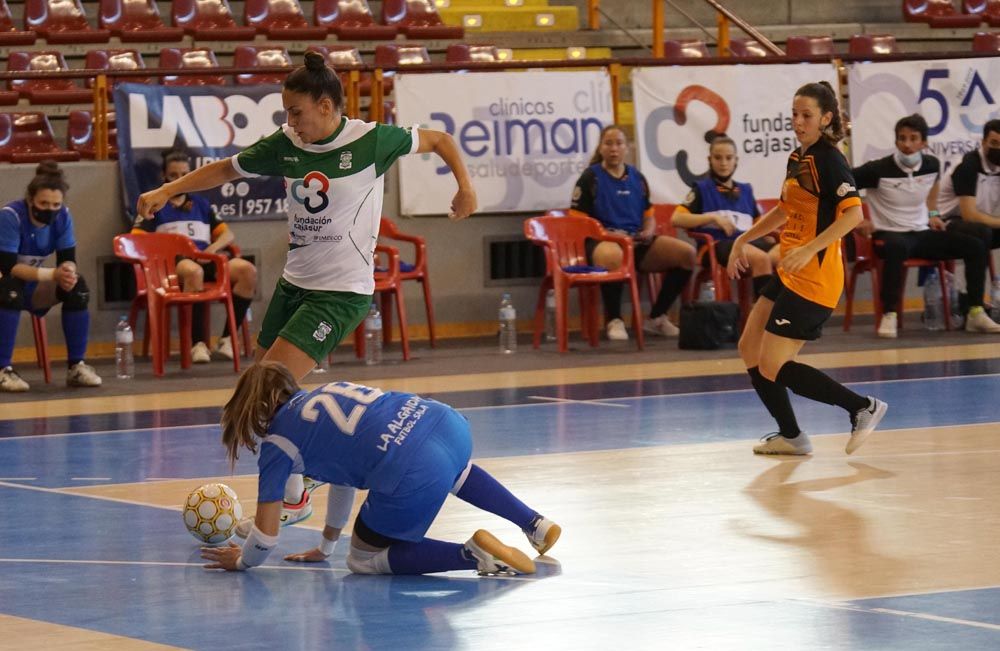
643, 314, 680, 337
465, 530, 536, 575
753, 432, 813, 455
877, 312, 898, 339
215, 336, 234, 360
0, 366, 29, 392
965, 309, 1000, 333
234, 476, 325, 539
606, 318, 629, 341
524, 516, 561, 555
846, 397, 888, 455
66, 361, 102, 387
191, 341, 211, 364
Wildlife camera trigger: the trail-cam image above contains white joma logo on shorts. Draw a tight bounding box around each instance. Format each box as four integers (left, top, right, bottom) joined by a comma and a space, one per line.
774, 318, 791, 326
313, 321, 333, 342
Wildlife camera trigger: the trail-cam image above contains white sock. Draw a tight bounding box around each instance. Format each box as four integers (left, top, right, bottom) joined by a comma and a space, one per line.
284, 473, 305, 503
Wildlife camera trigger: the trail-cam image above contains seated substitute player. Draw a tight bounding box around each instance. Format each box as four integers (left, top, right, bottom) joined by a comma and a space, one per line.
938, 118, 1000, 264
132, 149, 258, 362
671, 135, 775, 299
852, 114, 1000, 337
202, 362, 561, 575
570, 125, 696, 340
0, 162, 102, 392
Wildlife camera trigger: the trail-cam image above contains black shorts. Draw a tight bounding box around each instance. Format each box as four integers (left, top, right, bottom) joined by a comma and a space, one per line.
760, 274, 832, 341
584, 237, 652, 269
706, 237, 772, 268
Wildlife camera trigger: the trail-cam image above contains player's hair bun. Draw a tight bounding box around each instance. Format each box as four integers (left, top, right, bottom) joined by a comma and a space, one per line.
304, 51, 327, 73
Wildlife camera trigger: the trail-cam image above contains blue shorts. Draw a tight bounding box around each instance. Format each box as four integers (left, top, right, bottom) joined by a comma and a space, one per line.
358, 406, 472, 543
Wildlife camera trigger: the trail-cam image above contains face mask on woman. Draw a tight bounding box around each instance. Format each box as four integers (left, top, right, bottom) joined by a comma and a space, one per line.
32, 206, 57, 225
896, 151, 922, 169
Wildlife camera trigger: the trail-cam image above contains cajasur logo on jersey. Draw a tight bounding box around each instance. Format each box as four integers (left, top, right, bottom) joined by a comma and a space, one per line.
291, 171, 332, 214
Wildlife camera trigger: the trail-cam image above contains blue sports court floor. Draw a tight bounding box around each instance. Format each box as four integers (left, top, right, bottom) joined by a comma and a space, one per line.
1, 344, 998, 649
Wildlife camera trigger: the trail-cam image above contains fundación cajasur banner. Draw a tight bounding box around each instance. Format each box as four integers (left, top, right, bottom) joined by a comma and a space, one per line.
631, 64, 839, 205
394, 71, 615, 214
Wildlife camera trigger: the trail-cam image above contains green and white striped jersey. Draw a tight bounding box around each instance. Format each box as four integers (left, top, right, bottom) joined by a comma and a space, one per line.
232, 117, 418, 294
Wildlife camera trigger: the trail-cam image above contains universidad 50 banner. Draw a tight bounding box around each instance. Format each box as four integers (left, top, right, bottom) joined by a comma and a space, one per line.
848, 57, 1000, 169
632, 64, 838, 204
113, 83, 288, 222
394, 71, 614, 214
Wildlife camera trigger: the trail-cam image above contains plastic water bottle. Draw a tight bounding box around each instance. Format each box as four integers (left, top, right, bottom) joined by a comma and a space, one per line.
364, 303, 382, 365
115, 315, 134, 379
923, 269, 944, 331
699, 280, 716, 303
544, 289, 557, 342
945, 270, 963, 327
991, 279, 1000, 322
499, 293, 517, 354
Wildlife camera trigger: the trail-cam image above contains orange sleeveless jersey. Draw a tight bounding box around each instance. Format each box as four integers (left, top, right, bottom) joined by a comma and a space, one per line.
777, 139, 862, 308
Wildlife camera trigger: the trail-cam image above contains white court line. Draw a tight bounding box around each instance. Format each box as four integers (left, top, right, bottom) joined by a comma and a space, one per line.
0, 480, 181, 512
526, 396, 630, 408
0, 423, 215, 442
810, 600, 1000, 631
0, 477, 36, 481
70, 477, 111, 481
0, 557, 347, 573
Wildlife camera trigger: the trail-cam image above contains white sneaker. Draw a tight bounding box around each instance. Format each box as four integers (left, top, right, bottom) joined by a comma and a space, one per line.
847, 397, 888, 455
524, 516, 561, 555
877, 312, 898, 338
191, 341, 211, 364
464, 529, 536, 575
965, 308, 1000, 333
0, 366, 29, 392
234, 479, 324, 539
753, 432, 813, 455
643, 314, 680, 337
216, 335, 234, 360
606, 318, 629, 341
66, 361, 102, 388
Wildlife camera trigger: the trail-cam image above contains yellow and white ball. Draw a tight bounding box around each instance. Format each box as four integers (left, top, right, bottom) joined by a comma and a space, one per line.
182, 483, 243, 544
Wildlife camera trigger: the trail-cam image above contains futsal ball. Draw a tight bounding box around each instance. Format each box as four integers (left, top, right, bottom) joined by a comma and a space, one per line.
182, 483, 243, 544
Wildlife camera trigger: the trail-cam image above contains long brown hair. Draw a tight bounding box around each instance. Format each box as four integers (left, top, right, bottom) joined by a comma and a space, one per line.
221, 362, 300, 468
588, 124, 626, 165
794, 81, 846, 143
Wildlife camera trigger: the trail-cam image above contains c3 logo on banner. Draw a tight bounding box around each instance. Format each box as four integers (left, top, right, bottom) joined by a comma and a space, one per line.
642, 85, 730, 187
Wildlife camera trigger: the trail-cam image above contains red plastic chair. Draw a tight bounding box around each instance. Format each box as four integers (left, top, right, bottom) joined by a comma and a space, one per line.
171, 0, 256, 40
6, 51, 93, 104
314, 0, 397, 39
848, 34, 900, 56
663, 39, 711, 59
842, 211, 952, 333
31, 314, 51, 384
972, 30, 1000, 50
379, 217, 436, 347
244, 0, 326, 39
159, 48, 227, 86
114, 233, 240, 377
24, 0, 111, 43
381, 0, 463, 39
525, 214, 644, 353
446, 44, 500, 62
233, 46, 292, 86
904, 0, 982, 26
98, 0, 183, 41
0, 113, 80, 163
1, 0, 37, 44
729, 38, 771, 58
85, 49, 153, 90
965, 0, 1000, 25
786, 35, 835, 58
352, 244, 410, 361
67, 109, 118, 159
374, 43, 432, 66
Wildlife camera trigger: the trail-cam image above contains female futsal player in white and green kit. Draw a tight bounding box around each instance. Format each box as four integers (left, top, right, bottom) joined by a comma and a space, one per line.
137, 52, 477, 528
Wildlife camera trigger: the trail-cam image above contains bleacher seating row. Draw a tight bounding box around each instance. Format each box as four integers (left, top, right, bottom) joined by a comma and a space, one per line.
669, 32, 1000, 59
904, 0, 1000, 28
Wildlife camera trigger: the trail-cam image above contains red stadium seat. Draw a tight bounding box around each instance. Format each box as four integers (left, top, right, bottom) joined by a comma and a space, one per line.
972, 30, 1000, 49
904, 0, 982, 26
67, 109, 118, 159
381, 0, 463, 39
84, 49, 153, 89
0, 91, 17, 105
1, 0, 37, 44
965, 0, 1000, 26
0, 112, 81, 163
848, 34, 900, 56
785, 35, 835, 57
243, 0, 326, 39
728, 38, 772, 58
159, 48, 227, 86
314, 0, 397, 40
98, 0, 183, 42
374, 43, 431, 67
445, 44, 501, 62
233, 45, 291, 85
171, 0, 256, 40
24, 0, 111, 43
7, 50, 93, 104
663, 39, 711, 59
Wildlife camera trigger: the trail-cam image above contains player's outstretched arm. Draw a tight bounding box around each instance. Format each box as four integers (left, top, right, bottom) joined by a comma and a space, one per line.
201, 500, 282, 571
417, 129, 477, 221
136, 159, 241, 220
